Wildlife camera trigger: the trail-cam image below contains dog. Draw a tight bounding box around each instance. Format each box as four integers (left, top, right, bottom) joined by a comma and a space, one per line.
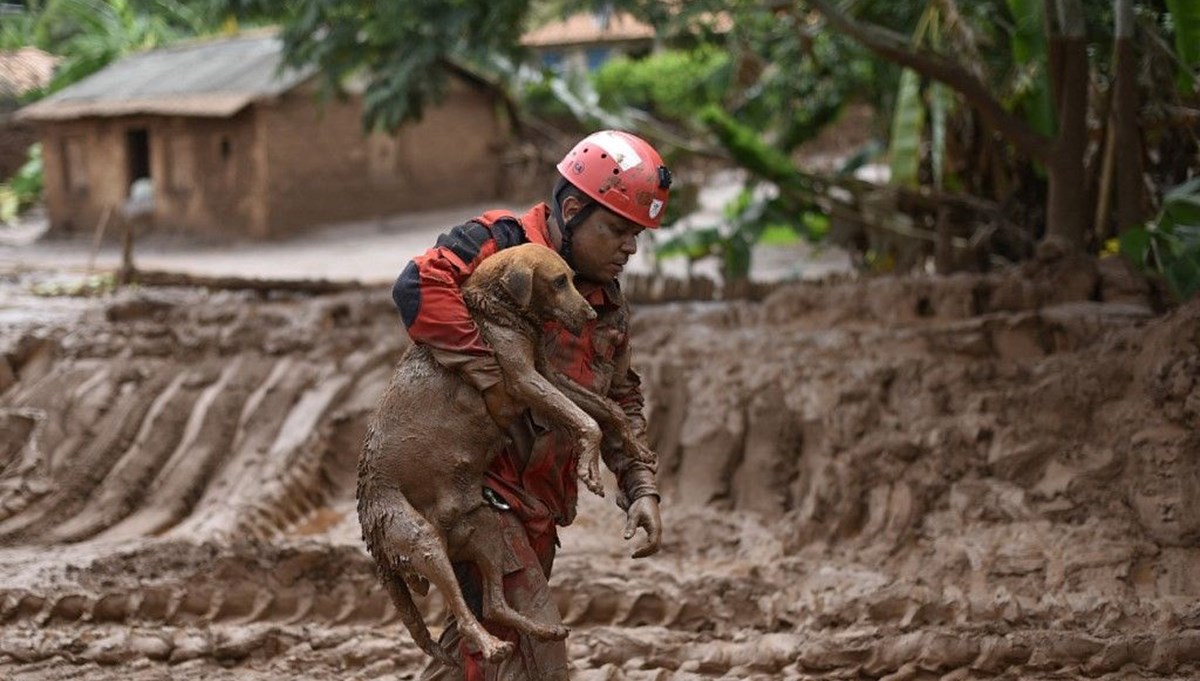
358, 243, 656, 665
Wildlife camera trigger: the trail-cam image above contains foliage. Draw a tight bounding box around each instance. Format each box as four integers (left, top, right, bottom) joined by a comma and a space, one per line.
1005, 0, 1055, 136
205, 0, 567, 131
654, 106, 830, 280
1165, 0, 1200, 93
591, 47, 731, 123
1121, 178, 1200, 300
2, 0, 220, 98
0, 144, 44, 224
888, 68, 925, 187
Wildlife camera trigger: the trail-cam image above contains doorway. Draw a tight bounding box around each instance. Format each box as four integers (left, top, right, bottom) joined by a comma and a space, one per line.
126, 128, 150, 188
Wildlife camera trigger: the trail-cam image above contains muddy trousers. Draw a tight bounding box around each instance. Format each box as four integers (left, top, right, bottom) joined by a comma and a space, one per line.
420, 509, 568, 681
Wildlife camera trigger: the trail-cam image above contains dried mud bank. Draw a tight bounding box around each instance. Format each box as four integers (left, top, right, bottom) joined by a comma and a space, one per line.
1, 260, 1197, 680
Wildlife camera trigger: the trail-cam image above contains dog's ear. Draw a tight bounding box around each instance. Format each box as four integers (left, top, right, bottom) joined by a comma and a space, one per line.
502, 263, 534, 308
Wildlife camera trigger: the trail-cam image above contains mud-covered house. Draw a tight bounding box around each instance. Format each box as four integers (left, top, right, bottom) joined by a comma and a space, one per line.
16, 33, 507, 238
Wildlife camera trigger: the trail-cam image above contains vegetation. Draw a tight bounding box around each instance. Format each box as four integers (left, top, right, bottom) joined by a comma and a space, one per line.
1121, 178, 1200, 299
2, 0, 1197, 298
0, 143, 42, 223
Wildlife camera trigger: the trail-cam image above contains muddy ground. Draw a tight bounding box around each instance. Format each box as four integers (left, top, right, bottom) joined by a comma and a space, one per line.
0, 254, 1197, 680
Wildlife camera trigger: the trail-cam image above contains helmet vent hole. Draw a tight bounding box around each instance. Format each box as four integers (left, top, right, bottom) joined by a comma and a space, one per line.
600, 153, 607, 159
612, 168, 619, 175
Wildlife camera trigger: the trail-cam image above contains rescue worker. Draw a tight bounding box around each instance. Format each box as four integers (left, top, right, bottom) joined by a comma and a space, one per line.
392, 130, 670, 680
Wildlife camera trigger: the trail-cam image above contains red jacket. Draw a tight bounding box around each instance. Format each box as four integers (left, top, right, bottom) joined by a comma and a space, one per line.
392, 203, 658, 532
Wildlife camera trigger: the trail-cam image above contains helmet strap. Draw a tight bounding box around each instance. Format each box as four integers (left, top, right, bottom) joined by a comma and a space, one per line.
551, 178, 599, 271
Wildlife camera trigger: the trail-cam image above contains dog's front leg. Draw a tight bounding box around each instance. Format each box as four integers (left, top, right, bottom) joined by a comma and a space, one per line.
484, 326, 605, 497
548, 371, 656, 468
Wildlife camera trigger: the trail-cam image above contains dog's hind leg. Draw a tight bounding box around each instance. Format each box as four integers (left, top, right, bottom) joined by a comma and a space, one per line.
369, 499, 514, 665
458, 507, 570, 642
378, 568, 457, 668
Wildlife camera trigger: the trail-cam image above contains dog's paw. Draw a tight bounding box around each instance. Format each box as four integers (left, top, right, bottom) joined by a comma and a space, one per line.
480, 638, 515, 662
577, 461, 605, 497
532, 623, 570, 641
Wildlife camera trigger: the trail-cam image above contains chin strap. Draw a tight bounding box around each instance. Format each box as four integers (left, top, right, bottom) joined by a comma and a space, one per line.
550, 177, 599, 270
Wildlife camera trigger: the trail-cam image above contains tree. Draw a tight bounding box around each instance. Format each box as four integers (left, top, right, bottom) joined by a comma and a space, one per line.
801, 0, 1090, 252
205, 0, 555, 131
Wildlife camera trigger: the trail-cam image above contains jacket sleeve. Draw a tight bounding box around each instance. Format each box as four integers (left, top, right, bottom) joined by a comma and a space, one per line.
600, 310, 659, 510
391, 218, 522, 392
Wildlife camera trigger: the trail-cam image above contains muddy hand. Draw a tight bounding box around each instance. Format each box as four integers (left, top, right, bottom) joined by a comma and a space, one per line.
624, 495, 662, 559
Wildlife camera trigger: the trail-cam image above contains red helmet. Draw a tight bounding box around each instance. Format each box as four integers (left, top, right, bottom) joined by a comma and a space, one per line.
556, 130, 672, 229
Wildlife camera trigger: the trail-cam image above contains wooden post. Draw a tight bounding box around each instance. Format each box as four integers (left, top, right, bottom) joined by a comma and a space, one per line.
86, 206, 113, 277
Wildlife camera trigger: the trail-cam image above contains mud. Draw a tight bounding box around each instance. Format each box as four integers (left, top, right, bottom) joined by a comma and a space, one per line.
0, 257, 1197, 680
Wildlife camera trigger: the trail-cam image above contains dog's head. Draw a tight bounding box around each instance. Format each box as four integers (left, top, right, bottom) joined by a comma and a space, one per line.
483, 244, 597, 335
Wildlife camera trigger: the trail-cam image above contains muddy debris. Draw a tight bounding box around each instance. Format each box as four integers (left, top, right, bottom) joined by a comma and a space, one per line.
0, 271, 1197, 680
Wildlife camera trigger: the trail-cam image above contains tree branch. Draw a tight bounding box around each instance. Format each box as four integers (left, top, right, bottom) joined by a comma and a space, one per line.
800, 0, 1054, 162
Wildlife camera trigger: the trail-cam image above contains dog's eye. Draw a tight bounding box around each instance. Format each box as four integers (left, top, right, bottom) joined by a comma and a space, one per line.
553, 275, 568, 290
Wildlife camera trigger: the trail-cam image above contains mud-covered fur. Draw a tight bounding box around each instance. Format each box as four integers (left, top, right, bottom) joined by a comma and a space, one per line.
357, 244, 654, 665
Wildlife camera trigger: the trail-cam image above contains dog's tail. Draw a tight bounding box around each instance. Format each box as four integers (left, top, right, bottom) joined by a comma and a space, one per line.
380, 568, 459, 668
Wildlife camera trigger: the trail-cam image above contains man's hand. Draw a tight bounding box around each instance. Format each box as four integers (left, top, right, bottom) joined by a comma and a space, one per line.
482, 383, 522, 428
623, 495, 661, 559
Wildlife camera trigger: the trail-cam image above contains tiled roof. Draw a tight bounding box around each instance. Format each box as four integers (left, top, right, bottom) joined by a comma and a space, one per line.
522, 12, 655, 48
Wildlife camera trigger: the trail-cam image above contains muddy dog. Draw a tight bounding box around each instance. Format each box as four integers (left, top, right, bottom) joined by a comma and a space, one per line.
358, 243, 656, 665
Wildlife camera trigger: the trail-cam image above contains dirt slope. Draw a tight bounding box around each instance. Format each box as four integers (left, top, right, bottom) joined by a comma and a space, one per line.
0, 260, 1197, 680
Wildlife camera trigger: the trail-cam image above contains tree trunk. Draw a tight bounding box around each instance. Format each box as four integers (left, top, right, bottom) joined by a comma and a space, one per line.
1044, 0, 1090, 250
1112, 0, 1144, 233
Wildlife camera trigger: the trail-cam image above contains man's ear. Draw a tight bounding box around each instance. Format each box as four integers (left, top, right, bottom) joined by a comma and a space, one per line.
502, 263, 534, 308
560, 195, 582, 224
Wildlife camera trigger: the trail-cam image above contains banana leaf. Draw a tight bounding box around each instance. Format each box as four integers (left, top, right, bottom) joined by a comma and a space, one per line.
1005, 0, 1056, 136
1166, 0, 1200, 93
888, 68, 925, 187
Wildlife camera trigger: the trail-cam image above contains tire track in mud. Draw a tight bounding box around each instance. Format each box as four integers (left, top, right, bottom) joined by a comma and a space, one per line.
1, 275, 1198, 680
0, 291, 406, 546
1, 536, 1198, 677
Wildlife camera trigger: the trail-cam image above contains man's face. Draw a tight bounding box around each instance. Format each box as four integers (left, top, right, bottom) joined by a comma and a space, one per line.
563, 198, 645, 282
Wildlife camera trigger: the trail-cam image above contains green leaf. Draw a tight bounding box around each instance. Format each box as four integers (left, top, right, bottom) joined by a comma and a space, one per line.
654, 227, 722, 262
1119, 226, 1153, 266
1163, 244, 1200, 300
1162, 176, 1200, 226
1005, 0, 1055, 136
758, 223, 802, 246
888, 68, 924, 187
1166, 0, 1200, 94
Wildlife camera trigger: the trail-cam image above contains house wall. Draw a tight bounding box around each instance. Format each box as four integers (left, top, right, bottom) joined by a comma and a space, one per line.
37, 75, 505, 239
38, 112, 264, 237
257, 77, 504, 236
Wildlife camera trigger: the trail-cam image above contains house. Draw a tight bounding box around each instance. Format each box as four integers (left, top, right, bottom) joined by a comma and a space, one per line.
522, 10, 656, 74
0, 47, 57, 180
16, 33, 508, 239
